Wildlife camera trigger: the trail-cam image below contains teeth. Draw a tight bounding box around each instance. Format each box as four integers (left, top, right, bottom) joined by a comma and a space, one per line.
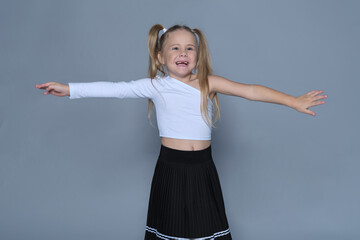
176, 61, 189, 65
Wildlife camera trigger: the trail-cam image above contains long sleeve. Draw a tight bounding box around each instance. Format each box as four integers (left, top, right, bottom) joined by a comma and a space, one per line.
68, 78, 155, 100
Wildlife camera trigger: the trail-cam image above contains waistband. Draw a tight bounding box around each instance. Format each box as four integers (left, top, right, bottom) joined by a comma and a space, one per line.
158, 144, 213, 165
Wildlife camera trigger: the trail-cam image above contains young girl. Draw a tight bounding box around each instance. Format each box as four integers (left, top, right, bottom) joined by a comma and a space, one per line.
35, 24, 326, 240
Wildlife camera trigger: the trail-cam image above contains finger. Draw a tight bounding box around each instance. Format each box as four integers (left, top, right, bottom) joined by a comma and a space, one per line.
304, 109, 315, 116
44, 87, 56, 95
36, 82, 53, 89
35, 84, 48, 89
48, 88, 59, 95
309, 90, 323, 96
311, 95, 327, 101
46, 85, 57, 92
313, 91, 326, 97
306, 90, 317, 96
35, 82, 50, 87
311, 101, 326, 106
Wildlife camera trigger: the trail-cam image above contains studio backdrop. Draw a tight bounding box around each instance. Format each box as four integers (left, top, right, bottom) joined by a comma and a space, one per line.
0, 0, 359, 239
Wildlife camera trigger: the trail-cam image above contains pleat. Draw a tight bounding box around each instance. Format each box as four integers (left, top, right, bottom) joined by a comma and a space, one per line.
145, 144, 232, 240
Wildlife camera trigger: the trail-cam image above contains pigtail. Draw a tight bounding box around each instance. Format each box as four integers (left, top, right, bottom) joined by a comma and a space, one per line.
193, 28, 220, 128
147, 24, 165, 126
147, 24, 165, 78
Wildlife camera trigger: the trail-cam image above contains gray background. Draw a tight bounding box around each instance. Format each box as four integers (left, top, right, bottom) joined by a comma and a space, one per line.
1, 0, 359, 239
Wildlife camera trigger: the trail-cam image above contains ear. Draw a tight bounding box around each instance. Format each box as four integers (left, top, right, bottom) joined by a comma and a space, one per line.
157, 52, 164, 65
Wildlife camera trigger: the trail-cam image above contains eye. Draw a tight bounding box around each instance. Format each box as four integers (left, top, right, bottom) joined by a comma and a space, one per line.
171, 47, 179, 50
187, 47, 194, 51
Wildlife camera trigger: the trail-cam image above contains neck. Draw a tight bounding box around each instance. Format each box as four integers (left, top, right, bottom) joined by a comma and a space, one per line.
168, 73, 196, 83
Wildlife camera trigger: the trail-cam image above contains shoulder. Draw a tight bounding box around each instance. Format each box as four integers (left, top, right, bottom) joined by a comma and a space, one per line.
143, 75, 170, 93
150, 75, 168, 86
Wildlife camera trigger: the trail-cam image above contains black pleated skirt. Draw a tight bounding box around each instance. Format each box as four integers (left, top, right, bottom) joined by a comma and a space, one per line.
145, 144, 232, 240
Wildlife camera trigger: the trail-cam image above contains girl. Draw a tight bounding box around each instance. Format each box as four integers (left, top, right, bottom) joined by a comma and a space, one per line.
35, 24, 326, 240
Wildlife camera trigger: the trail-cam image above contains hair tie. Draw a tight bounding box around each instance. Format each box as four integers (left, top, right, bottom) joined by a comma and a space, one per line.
159, 27, 167, 39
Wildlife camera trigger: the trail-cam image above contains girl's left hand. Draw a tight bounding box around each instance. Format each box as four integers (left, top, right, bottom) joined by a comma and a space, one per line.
294, 90, 327, 116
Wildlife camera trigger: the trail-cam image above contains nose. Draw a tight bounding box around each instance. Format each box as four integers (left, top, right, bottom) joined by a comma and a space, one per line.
180, 49, 187, 57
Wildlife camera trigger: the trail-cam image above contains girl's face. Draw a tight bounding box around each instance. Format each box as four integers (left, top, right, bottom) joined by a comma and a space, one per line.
158, 29, 197, 80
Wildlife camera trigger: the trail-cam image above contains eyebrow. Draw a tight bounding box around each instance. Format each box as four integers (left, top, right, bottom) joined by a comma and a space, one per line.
169, 44, 196, 47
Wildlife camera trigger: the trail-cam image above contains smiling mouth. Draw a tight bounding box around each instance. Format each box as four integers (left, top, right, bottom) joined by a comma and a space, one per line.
176, 61, 189, 66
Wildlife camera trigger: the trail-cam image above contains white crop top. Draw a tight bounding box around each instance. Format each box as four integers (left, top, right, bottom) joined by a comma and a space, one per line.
68, 76, 214, 140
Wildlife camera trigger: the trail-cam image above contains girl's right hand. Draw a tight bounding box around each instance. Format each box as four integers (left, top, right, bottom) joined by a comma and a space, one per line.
35, 82, 70, 97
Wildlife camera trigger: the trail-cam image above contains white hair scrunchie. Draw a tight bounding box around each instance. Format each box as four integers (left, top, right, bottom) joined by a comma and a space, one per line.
159, 27, 167, 38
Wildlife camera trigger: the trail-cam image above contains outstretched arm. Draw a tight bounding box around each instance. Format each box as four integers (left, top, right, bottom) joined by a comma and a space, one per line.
209, 75, 327, 116
35, 79, 156, 99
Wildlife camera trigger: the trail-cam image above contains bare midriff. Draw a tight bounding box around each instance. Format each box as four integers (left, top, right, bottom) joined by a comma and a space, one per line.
161, 137, 211, 151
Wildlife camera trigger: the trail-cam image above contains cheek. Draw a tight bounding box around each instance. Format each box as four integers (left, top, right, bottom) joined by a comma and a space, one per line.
191, 53, 197, 63
191, 52, 197, 60
165, 53, 175, 61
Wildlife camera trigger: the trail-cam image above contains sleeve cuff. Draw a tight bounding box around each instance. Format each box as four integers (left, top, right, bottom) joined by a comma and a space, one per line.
68, 83, 78, 99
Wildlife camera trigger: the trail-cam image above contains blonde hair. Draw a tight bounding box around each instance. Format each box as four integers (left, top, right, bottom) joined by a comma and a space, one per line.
147, 24, 220, 128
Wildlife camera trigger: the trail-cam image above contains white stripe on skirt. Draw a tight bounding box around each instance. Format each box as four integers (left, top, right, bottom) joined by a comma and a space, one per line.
146, 226, 231, 240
